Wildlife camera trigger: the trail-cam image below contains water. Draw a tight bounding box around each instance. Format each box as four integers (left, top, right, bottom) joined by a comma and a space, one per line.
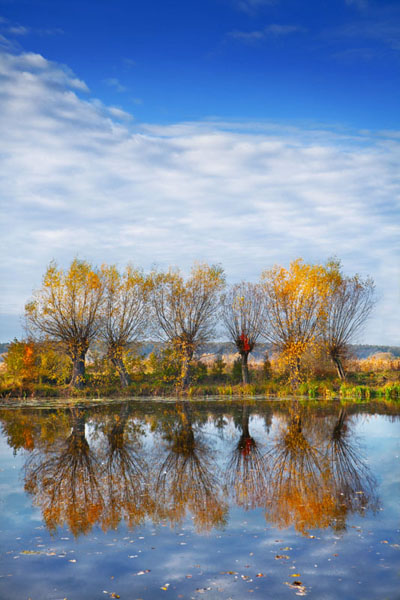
0, 398, 399, 600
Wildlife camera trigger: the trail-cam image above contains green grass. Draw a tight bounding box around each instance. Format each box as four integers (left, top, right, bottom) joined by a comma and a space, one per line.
1, 372, 400, 403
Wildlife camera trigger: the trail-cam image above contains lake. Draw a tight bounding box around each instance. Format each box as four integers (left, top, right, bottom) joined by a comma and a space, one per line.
0, 397, 399, 600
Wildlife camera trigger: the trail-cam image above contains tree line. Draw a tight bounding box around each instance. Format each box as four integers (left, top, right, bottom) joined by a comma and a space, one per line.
24, 257, 375, 389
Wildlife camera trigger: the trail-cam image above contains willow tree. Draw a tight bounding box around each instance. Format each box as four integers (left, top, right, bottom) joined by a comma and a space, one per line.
25, 259, 104, 388
100, 265, 149, 387
222, 282, 267, 384
150, 263, 225, 388
261, 259, 328, 384
320, 262, 375, 380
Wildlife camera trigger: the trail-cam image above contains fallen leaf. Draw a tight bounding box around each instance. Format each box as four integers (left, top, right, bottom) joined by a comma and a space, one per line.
220, 571, 238, 575
275, 555, 289, 560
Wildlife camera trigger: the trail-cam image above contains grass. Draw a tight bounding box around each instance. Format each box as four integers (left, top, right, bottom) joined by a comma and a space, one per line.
1, 368, 399, 403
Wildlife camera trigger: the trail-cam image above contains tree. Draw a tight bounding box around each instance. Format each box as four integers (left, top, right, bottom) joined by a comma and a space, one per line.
261, 259, 329, 384
150, 263, 225, 388
25, 259, 104, 389
3, 338, 38, 387
319, 261, 375, 380
100, 265, 149, 387
222, 282, 267, 384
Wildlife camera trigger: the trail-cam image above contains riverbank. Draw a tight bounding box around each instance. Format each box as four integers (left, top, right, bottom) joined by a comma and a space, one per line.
1, 375, 399, 402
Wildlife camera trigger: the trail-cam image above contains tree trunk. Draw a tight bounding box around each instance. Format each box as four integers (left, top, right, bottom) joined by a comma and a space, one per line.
241, 352, 250, 384
68, 409, 89, 452
70, 346, 87, 389
288, 356, 301, 388
241, 404, 250, 438
332, 408, 347, 441
181, 348, 194, 390
109, 403, 131, 451
332, 353, 346, 380
111, 355, 131, 388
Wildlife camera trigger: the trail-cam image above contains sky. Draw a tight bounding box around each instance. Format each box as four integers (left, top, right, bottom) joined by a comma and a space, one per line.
0, 0, 399, 344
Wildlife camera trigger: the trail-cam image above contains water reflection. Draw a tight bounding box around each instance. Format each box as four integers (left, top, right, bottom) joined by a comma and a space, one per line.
327, 408, 380, 529
225, 403, 268, 509
24, 408, 103, 536
153, 401, 227, 531
99, 403, 150, 530
0, 400, 394, 538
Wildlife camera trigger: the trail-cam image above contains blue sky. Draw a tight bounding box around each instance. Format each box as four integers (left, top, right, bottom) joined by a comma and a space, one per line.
0, 0, 399, 343
2, 0, 400, 127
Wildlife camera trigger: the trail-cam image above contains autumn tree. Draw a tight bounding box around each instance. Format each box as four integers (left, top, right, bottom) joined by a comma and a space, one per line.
222, 282, 267, 384
150, 263, 225, 388
261, 259, 328, 384
3, 339, 38, 387
25, 259, 104, 389
99, 265, 149, 387
319, 261, 375, 380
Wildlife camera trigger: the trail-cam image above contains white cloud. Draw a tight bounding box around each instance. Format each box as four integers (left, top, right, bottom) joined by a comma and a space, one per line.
234, 0, 277, 15
346, 0, 368, 9
228, 24, 304, 42
103, 77, 127, 92
108, 106, 133, 120
8, 25, 30, 35
0, 48, 399, 344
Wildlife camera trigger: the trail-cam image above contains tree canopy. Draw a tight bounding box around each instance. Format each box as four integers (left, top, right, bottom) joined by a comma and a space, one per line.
25, 259, 105, 388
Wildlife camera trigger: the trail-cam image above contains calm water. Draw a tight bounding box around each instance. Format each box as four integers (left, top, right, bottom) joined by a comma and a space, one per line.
0, 398, 399, 600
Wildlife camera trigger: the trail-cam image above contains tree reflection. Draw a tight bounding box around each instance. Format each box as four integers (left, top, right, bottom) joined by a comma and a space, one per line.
0, 401, 385, 538
153, 401, 227, 531
326, 408, 379, 529
24, 408, 103, 536
225, 403, 267, 509
99, 403, 150, 530
263, 406, 335, 534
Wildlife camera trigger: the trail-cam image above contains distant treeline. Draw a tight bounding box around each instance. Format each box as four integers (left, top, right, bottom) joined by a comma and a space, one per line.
2, 341, 400, 360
